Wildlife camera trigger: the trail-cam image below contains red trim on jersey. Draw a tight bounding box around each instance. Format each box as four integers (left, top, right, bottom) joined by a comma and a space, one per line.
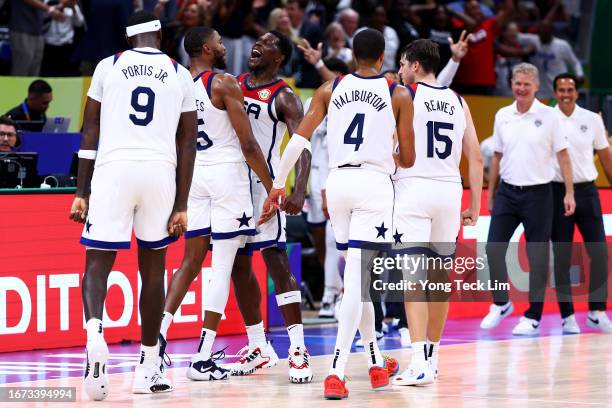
200, 71, 216, 98
332, 75, 345, 92
113, 51, 124, 65
238, 73, 288, 103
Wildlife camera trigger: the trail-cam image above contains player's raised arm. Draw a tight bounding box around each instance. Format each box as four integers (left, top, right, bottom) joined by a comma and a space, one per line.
392, 85, 416, 168
218, 74, 273, 193
258, 80, 331, 224
276, 87, 310, 215
69, 97, 101, 223
169, 109, 197, 236
461, 100, 484, 226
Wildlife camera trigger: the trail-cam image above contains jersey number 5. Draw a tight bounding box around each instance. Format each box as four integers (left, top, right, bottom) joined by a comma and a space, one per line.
343, 113, 365, 151
426, 121, 453, 159
129, 87, 155, 126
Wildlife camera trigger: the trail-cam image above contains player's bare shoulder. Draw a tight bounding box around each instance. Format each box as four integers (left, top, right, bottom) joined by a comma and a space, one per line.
210, 73, 243, 108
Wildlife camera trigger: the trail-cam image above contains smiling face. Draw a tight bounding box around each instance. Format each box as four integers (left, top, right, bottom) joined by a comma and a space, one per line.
512, 71, 539, 105
248, 33, 283, 71
554, 77, 578, 111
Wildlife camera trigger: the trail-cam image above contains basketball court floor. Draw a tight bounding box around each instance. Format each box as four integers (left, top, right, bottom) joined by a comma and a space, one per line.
1, 311, 610, 407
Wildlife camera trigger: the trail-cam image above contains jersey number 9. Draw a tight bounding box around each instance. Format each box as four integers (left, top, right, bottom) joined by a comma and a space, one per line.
129, 87, 155, 126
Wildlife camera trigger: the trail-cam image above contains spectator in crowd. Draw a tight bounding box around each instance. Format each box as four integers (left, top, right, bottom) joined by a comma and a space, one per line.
41, 0, 85, 77
369, 4, 400, 72
215, 0, 257, 75
390, 0, 421, 57
337, 7, 358, 46
144, 0, 178, 23
252, 0, 280, 37
494, 21, 536, 96
519, 21, 583, 99
169, 2, 206, 67
5, 80, 53, 132
322, 22, 352, 65
9, 0, 64, 76
447, 0, 494, 19
450, 0, 513, 94
426, 4, 464, 71
268, 8, 300, 77
76, 0, 133, 75
285, 0, 323, 87
0, 116, 19, 152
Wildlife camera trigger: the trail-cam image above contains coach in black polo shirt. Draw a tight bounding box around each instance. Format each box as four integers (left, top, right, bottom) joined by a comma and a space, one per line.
5, 79, 53, 132
480, 63, 576, 336
550, 73, 612, 334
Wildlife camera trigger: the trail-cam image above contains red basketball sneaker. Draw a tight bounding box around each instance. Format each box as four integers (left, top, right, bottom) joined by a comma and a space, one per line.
368, 365, 389, 389
323, 375, 348, 400
383, 355, 399, 377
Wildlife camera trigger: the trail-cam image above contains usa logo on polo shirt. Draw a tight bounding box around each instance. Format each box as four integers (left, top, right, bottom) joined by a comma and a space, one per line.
580, 124, 588, 132
534, 119, 542, 127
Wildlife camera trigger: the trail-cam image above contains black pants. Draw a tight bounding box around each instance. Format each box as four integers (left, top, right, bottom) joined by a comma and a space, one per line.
41, 43, 79, 77
374, 302, 407, 332
486, 181, 553, 320
552, 182, 608, 316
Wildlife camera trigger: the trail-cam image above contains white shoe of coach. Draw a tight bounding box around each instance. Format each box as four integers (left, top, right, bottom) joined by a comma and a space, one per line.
480, 302, 514, 329
586, 311, 612, 333
562, 314, 581, 334
512, 316, 540, 336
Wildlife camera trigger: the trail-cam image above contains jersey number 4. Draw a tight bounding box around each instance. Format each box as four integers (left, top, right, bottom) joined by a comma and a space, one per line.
426, 121, 453, 159
343, 113, 365, 151
129, 87, 155, 126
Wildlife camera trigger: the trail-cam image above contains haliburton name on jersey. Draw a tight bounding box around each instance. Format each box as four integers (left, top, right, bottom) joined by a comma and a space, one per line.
331, 89, 388, 112
121, 64, 169, 83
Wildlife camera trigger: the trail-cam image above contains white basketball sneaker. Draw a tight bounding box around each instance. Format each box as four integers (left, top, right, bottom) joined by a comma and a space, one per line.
132, 363, 173, 394
392, 360, 434, 386
480, 302, 514, 329
399, 328, 411, 348
84, 340, 109, 401
561, 314, 581, 334
230, 341, 279, 376
512, 316, 540, 336
288, 346, 313, 383
586, 311, 612, 333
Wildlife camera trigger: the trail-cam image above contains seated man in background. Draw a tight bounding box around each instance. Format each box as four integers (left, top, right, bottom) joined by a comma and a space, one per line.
0, 116, 20, 152
5, 79, 53, 132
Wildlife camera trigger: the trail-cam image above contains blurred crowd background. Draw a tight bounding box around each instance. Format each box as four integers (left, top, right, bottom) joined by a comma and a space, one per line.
0, 0, 592, 97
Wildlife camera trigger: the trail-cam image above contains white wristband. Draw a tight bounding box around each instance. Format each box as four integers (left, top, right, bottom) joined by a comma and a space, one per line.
78, 149, 97, 160
314, 60, 324, 69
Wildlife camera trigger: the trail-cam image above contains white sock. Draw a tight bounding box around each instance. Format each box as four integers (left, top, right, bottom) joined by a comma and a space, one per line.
359, 303, 384, 367
328, 248, 363, 376
86, 318, 104, 343
139, 344, 158, 366
196, 328, 216, 361
329, 347, 349, 379
411, 341, 428, 364
427, 339, 440, 358
246, 321, 267, 349
160, 311, 173, 339
287, 324, 305, 348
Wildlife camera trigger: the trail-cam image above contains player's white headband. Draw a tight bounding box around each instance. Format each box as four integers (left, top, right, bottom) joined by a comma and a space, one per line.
126, 20, 161, 37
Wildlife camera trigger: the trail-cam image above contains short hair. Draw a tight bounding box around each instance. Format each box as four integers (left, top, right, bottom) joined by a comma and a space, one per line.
353, 29, 385, 62
127, 10, 158, 27
269, 30, 293, 67
323, 57, 349, 75
285, 0, 307, 10
401, 39, 440, 74
553, 72, 578, 91
0, 115, 17, 130
28, 79, 52, 95
512, 62, 539, 83
184, 27, 216, 58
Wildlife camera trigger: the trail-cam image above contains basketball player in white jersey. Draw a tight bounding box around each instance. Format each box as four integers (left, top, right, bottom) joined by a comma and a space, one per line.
68, 11, 197, 399
227, 31, 313, 384
392, 39, 483, 386
261, 28, 416, 399
156, 27, 275, 381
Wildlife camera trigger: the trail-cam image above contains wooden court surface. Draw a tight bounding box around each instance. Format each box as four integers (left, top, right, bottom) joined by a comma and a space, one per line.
7, 333, 611, 407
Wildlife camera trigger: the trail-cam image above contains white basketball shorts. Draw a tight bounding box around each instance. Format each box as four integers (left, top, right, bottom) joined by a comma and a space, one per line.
80, 161, 176, 250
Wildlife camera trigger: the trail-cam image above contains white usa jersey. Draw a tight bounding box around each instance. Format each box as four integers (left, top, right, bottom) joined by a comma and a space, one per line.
326, 74, 397, 175
87, 47, 195, 168
193, 71, 244, 165
393, 82, 465, 182
238, 73, 289, 178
